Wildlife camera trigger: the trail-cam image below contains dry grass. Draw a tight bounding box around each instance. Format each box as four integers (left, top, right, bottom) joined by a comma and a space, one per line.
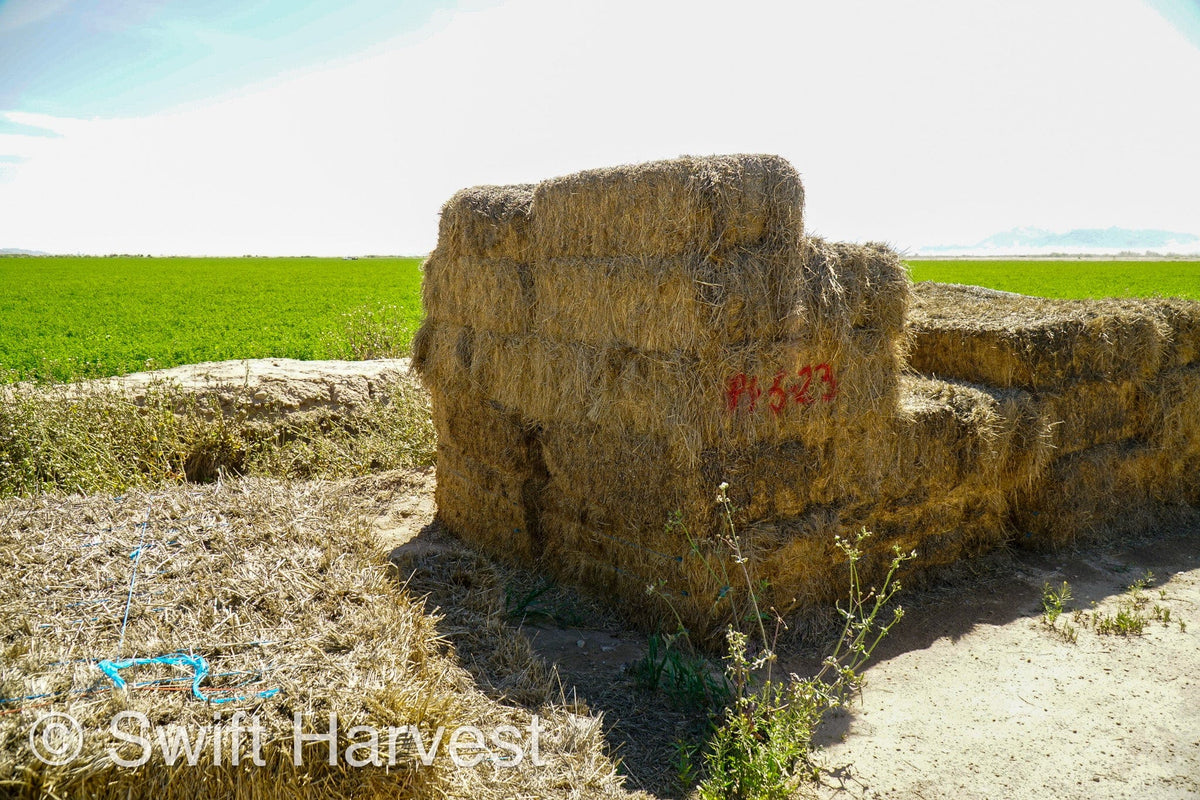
0, 374, 436, 498
0, 479, 639, 799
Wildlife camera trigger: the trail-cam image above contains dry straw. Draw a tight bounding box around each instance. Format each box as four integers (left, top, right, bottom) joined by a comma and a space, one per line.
0, 482, 636, 800
907, 283, 1173, 389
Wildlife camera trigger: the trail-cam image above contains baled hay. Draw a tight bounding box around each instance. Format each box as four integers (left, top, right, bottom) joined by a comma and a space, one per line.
536, 417, 891, 537
434, 442, 542, 562
703, 421, 890, 520
529, 240, 909, 359
1012, 441, 1197, 548
1148, 363, 1200, 461
421, 254, 532, 335
0, 481, 526, 799
433, 184, 534, 262
415, 320, 899, 458
862, 491, 1008, 568
1151, 297, 1200, 368
529, 154, 804, 259
907, 282, 1170, 389
537, 501, 844, 646
1036, 380, 1151, 457
884, 377, 1052, 504
799, 238, 912, 346
429, 386, 532, 473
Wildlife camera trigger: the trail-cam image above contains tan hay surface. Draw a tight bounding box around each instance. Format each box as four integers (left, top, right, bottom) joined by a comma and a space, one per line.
1013, 441, 1200, 548
0, 482, 634, 799
415, 319, 898, 459
887, 377, 1051, 502
422, 255, 532, 335
529, 154, 804, 259
434, 442, 540, 562
1035, 379, 1151, 457
1150, 363, 1200, 459
529, 239, 908, 358
428, 386, 531, 473
907, 282, 1175, 389
434, 184, 535, 262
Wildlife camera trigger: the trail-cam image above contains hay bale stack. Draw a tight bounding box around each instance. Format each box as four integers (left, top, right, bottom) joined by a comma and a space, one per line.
909, 282, 1200, 546
414, 155, 916, 634
1012, 441, 1199, 546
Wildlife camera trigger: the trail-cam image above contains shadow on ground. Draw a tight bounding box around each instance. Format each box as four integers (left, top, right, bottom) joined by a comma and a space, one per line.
383, 494, 1200, 799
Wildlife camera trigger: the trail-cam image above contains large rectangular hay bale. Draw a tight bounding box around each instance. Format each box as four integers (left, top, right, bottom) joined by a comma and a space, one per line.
421, 254, 532, 334
434, 184, 534, 261
531, 239, 909, 359
530, 154, 804, 259
907, 283, 1170, 389
885, 377, 1051, 503
1149, 363, 1200, 459
1012, 440, 1196, 547
1036, 380, 1151, 457
428, 385, 532, 473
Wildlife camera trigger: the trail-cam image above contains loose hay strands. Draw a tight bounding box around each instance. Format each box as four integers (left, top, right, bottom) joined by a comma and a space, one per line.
0, 481, 637, 800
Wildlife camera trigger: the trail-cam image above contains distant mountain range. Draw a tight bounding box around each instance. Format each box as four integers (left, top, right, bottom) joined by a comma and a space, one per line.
0, 248, 49, 255
921, 227, 1200, 256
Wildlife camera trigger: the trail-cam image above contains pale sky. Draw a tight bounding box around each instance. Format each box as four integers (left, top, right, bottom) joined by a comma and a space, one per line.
1, 0, 1199, 256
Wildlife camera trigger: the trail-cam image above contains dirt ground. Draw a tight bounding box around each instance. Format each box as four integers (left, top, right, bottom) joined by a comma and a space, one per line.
373, 468, 1199, 799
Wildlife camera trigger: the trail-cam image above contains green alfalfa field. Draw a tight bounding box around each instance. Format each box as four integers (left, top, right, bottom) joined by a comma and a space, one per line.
0, 256, 424, 382
1, 256, 1197, 383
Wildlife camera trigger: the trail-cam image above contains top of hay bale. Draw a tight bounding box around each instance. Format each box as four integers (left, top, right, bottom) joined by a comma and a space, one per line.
530, 154, 804, 259
436, 184, 536, 261
907, 282, 1178, 389
433, 154, 804, 263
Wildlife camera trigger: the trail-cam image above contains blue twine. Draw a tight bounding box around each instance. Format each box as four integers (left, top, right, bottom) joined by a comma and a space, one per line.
115, 509, 150, 656
95, 654, 279, 704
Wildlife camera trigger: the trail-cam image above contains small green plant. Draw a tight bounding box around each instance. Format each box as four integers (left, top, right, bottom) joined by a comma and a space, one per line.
1128, 570, 1155, 594
1094, 606, 1147, 636
1091, 572, 1156, 636
673, 739, 700, 791
1040, 580, 1079, 643
1042, 580, 1073, 625
669, 483, 912, 800
504, 579, 558, 623
629, 630, 731, 709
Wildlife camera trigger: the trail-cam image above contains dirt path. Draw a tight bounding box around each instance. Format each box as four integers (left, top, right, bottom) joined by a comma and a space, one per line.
368, 471, 1200, 799
807, 532, 1200, 800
